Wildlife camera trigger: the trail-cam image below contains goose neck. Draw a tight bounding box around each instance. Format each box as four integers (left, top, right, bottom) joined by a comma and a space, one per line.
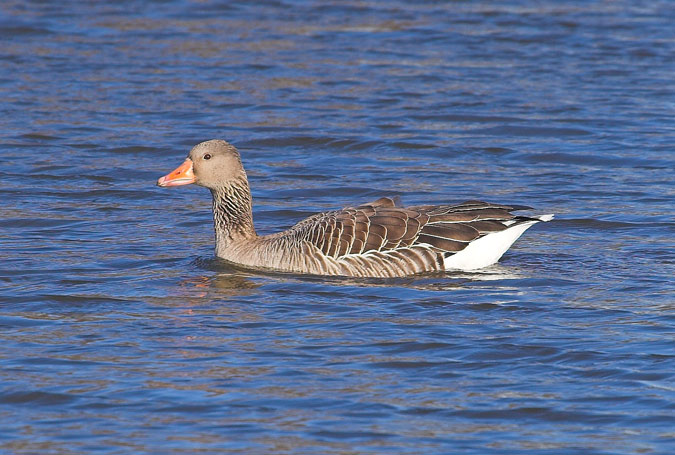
210, 180, 257, 245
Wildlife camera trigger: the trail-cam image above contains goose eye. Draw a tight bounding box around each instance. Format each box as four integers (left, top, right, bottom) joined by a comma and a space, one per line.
203, 154, 212, 160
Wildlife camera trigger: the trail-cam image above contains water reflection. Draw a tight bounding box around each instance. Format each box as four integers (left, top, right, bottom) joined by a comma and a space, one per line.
180, 273, 261, 294
185, 256, 536, 296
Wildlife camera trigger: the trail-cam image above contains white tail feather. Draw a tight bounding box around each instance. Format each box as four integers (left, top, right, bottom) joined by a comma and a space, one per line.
444, 214, 553, 271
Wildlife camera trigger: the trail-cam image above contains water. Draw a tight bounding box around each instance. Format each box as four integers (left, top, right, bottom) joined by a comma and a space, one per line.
1, 1, 674, 453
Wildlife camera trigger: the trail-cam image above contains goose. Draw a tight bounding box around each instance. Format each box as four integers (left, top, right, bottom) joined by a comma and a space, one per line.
157, 140, 553, 277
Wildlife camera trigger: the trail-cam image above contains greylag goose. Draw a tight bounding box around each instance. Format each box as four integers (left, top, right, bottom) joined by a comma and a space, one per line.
158, 140, 553, 277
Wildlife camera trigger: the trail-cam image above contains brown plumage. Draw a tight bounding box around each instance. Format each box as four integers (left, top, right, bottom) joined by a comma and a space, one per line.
157, 140, 553, 277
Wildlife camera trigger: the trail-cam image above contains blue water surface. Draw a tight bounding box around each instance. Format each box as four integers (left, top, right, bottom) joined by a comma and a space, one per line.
1, 1, 673, 454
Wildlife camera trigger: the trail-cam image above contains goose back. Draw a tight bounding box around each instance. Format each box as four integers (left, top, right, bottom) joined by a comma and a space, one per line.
242, 197, 539, 277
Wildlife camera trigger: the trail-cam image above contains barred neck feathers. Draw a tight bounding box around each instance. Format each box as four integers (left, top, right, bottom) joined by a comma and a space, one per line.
211, 178, 256, 244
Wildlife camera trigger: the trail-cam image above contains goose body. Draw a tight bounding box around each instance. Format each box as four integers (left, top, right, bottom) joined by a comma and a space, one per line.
158, 140, 553, 278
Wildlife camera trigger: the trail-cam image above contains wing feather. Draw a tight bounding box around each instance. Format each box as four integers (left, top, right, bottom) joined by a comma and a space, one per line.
422, 223, 480, 242
416, 234, 466, 252
467, 220, 508, 233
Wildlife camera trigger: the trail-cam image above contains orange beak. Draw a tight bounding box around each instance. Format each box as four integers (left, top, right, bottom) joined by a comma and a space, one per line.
157, 159, 195, 187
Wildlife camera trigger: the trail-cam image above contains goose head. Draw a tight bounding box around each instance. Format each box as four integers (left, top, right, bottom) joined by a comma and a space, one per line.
157, 139, 247, 190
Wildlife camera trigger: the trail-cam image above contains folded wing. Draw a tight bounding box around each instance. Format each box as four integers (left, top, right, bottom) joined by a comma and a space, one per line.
283, 197, 533, 277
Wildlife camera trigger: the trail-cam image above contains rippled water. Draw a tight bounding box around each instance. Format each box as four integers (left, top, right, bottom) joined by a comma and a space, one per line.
1, 1, 674, 454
